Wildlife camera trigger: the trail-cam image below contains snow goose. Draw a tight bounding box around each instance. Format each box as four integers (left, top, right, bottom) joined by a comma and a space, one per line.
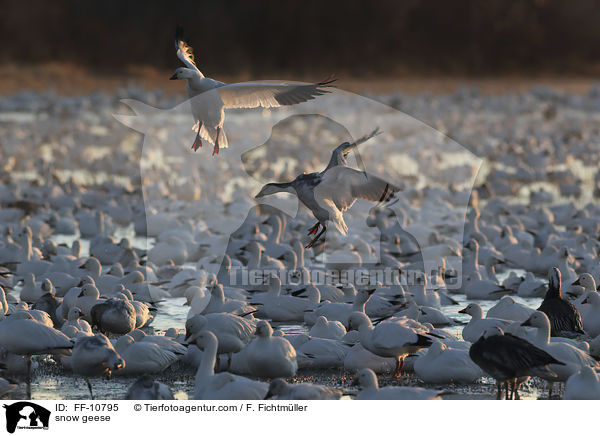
0, 312, 72, 398
538, 267, 585, 337
265, 378, 342, 400
255, 128, 400, 248
19, 273, 46, 303
170, 26, 334, 155
348, 311, 432, 377
90, 297, 136, 335
125, 375, 175, 400
463, 272, 513, 300
309, 316, 347, 340
61, 307, 92, 338
580, 292, 600, 337
185, 313, 254, 361
486, 296, 536, 323
343, 343, 397, 374
250, 276, 319, 322
414, 341, 484, 384
128, 330, 187, 355
352, 368, 441, 400
521, 311, 597, 398
245, 320, 297, 378
294, 336, 351, 369
69, 334, 124, 399
114, 334, 181, 376
568, 272, 596, 299
517, 272, 547, 298
192, 330, 267, 400
468, 326, 563, 400
563, 366, 600, 400
408, 272, 441, 309
458, 303, 511, 343
202, 284, 256, 316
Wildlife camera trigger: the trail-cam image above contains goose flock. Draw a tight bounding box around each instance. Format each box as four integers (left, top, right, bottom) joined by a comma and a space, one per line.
3, 39, 600, 401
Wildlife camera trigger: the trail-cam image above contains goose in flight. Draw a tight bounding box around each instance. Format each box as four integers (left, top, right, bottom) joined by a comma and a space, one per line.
170, 26, 335, 155
255, 128, 400, 248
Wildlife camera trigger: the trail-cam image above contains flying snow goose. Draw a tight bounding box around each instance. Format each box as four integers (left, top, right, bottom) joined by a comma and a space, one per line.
170, 26, 334, 155
255, 128, 400, 248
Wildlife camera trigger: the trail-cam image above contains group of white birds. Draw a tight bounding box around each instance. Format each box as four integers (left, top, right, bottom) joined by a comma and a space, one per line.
2, 28, 600, 401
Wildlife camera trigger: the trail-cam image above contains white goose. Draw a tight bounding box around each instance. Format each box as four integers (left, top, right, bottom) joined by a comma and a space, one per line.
192, 330, 267, 400
486, 296, 536, 323
114, 334, 181, 375
458, 303, 512, 343
251, 276, 320, 322
352, 368, 441, 400
185, 313, 255, 358
563, 366, 600, 400
521, 311, 598, 398
309, 315, 347, 340
348, 311, 432, 377
414, 341, 484, 384
169, 26, 334, 155
244, 321, 297, 378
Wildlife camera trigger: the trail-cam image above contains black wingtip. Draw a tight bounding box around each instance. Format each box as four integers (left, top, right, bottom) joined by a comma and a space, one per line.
317, 75, 338, 88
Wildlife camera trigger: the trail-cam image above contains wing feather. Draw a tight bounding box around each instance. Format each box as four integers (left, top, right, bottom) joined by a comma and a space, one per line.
217, 79, 335, 109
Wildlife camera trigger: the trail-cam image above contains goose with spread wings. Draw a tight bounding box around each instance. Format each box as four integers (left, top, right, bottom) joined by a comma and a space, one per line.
170, 26, 335, 155
255, 128, 400, 248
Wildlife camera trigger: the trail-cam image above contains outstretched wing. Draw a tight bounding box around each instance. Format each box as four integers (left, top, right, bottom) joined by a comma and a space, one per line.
318, 166, 400, 212
175, 26, 203, 76
324, 127, 382, 171
217, 79, 335, 109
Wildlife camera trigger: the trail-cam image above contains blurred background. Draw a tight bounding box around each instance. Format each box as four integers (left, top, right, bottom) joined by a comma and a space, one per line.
3, 0, 600, 94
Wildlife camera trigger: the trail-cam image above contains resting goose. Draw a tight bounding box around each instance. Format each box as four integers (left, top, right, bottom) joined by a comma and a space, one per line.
538, 267, 585, 337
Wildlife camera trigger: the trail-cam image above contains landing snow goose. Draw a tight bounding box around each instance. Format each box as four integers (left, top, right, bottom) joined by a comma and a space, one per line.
170, 26, 334, 155
468, 326, 563, 400
245, 320, 297, 378
255, 128, 400, 248
265, 378, 342, 400
538, 267, 585, 337
352, 368, 441, 400
192, 330, 267, 400
348, 311, 432, 377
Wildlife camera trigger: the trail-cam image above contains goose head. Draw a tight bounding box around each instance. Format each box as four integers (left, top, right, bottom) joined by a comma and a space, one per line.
572, 273, 596, 291
169, 67, 197, 80
352, 368, 379, 390
255, 320, 274, 338
521, 311, 550, 330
